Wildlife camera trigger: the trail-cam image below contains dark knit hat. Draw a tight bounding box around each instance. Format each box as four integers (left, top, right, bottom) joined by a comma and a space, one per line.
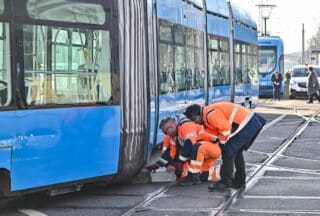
184, 104, 202, 121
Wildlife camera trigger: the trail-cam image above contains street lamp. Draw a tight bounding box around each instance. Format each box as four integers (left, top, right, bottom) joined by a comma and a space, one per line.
256, 4, 276, 36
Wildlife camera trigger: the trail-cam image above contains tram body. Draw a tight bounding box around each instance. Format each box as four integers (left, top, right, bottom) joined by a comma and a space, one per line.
258, 36, 284, 96
0, 0, 258, 198
149, 0, 259, 147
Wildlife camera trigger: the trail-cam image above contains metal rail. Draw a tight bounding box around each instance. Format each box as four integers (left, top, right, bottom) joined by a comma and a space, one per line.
121, 182, 174, 216
213, 109, 320, 216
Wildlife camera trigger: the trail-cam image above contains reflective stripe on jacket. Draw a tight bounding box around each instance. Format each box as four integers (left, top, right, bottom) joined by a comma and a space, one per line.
161, 135, 177, 159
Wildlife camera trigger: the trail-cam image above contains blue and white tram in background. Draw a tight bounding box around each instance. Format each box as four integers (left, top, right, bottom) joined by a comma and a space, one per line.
258, 36, 284, 96
0, 0, 258, 199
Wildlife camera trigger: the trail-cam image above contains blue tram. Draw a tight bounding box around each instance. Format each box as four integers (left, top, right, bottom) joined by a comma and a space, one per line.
258, 36, 284, 96
0, 0, 258, 198
148, 0, 259, 148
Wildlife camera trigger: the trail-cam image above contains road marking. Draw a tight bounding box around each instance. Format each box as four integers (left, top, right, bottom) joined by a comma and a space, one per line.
19, 209, 48, 216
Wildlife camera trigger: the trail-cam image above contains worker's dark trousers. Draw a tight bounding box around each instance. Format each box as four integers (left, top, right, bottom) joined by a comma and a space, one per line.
220, 148, 245, 187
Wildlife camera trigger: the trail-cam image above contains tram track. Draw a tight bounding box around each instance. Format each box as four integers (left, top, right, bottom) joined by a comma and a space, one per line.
212, 108, 320, 216
114, 109, 319, 216
121, 183, 174, 216
117, 110, 310, 216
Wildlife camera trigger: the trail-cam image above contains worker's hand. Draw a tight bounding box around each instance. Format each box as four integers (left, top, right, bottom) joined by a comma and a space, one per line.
211, 136, 219, 143
145, 163, 160, 173
166, 164, 175, 173
173, 160, 185, 177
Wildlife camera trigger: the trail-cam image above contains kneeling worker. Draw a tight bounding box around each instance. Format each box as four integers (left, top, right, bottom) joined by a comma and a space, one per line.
159, 114, 222, 186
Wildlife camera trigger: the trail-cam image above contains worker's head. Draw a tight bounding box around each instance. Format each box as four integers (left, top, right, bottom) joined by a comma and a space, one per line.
184, 104, 202, 124
159, 117, 177, 137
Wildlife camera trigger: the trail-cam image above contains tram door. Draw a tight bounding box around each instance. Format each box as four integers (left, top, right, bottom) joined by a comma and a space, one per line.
7, 0, 121, 191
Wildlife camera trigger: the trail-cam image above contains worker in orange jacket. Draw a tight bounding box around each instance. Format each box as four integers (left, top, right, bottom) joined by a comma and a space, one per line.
159, 114, 222, 186
184, 102, 266, 191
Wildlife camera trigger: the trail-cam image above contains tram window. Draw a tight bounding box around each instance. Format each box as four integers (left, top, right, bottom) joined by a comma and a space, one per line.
209, 37, 230, 86
0, 22, 11, 107
235, 43, 242, 84
23, 25, 112, 105
209, 38, 218, 49
194, 31, 204, 88
221, 51, 230, 85
248, 45, 258, 83
174, 26, 185, 44
220, 40, 230, 85
185, 28, 205, 90
27, 0, 105, 25
0, 0, 4, 15
186, 29, 194, 46
194, 32, 203, 48
242, 44, 250, 83
175, 45, 185, 91
159, 44, 174, 93
186, 46, 195, 89
194, 49, 204, 88
209, 37, 219, 86
259, 46, 276, 74
160, 25, 173, 42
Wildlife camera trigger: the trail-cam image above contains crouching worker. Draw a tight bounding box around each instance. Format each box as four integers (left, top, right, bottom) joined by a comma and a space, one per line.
187, 140, 222, 186
146, 134, 188, 182
185, 102, 266, 191
159, 114, 222, 186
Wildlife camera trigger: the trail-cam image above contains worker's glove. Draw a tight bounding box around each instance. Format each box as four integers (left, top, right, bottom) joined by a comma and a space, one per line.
211, 136, 219, 143
173, 160, 185, 178
145, 163, 160, 173
166, 164, 175, 173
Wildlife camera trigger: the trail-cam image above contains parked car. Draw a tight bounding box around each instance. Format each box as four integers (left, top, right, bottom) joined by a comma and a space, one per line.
289, 65, 320, 99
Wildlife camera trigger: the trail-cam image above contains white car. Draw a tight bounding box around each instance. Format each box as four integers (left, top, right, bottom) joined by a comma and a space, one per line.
289, 65, 320, 99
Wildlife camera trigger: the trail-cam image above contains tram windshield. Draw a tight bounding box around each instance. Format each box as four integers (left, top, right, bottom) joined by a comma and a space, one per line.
258, 46, 276, 74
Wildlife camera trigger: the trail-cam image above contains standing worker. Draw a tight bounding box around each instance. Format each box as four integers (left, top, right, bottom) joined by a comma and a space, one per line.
184, 102, 266, 191
307, 66, 320, 103
271, 71, 282, 101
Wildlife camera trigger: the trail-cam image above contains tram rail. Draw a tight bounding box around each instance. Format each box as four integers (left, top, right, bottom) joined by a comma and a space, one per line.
116, 110, 314, 216
213, 109, 320, 216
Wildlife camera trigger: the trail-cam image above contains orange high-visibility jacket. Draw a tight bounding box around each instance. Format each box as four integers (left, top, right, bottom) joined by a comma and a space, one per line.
175, 114, 204, 161
178, 121, 204, 145
161, 135, 177, 159
202, 102, 253, 144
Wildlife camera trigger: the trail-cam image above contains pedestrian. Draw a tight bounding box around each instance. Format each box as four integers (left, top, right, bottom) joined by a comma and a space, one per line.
307, 66, 320, 103
271, 71, 282, 100
158, 114, 222, 186
184, 102, 266, 191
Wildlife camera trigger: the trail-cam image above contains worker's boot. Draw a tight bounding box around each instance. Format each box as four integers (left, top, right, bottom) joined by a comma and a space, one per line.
208, 180, 231, 192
